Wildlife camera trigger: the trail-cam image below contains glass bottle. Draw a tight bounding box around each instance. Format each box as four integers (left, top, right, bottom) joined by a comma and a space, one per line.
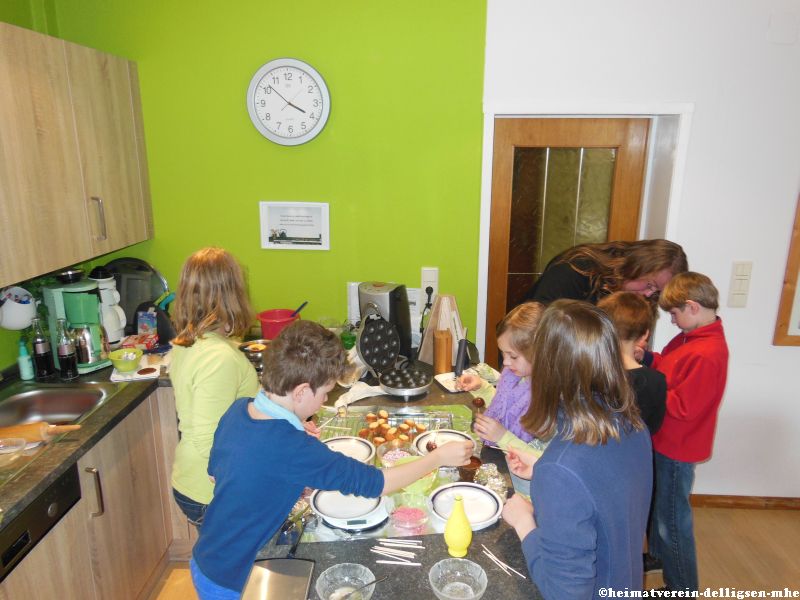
30, 317, 55, 380
56, 318, 78, 381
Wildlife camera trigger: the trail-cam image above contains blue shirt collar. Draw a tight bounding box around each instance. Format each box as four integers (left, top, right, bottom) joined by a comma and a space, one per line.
252, 389, 305, 431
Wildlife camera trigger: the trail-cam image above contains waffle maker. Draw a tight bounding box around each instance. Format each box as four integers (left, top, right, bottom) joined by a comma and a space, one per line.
356, 307, 432, 399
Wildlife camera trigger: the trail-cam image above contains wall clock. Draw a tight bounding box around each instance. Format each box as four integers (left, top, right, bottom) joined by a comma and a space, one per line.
246, 58, 330, 146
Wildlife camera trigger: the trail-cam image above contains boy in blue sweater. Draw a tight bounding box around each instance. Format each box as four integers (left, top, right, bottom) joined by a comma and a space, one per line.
191, 320, 474, 599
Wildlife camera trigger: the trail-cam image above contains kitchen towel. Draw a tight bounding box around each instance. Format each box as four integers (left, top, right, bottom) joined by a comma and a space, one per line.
333, 382, 384, 408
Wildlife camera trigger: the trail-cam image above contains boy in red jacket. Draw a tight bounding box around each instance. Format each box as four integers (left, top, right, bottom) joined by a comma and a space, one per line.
646, 272, 729, 592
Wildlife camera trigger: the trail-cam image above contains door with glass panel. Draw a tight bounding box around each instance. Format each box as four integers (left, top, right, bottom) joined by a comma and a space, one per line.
485, 118, 650, 366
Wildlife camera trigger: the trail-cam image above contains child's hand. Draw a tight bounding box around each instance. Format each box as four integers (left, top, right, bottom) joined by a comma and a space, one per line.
473, 413, 506, 443
456, 373, 482, 392
432, 440, 474, 467
502, 493, 536, 540
506, 449, 537, 480
303, 420, 321, 438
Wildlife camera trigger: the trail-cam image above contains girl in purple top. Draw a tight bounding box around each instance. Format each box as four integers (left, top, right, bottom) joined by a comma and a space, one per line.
458, 302, 547, 458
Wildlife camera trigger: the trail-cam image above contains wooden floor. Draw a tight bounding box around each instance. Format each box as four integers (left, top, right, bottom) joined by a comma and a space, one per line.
148, 507, 800, 599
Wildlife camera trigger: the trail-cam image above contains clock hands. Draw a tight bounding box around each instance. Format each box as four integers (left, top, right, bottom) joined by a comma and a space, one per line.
268, 85, 306, 114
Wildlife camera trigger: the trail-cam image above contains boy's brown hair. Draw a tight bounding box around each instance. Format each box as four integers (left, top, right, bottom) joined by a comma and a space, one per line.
521, 300, 643, 445
658, 271, 719, 312
496, 301, 545, 359
172, 247, 254, 347
597, 292, 655, 342
262, 320, 347, 395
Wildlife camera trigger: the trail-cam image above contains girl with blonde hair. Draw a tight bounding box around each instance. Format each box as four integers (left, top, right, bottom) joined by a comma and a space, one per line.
170, 247, 260, 527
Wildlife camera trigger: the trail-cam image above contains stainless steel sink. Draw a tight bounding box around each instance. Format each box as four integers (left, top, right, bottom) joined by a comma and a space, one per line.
0, 381, 122, 427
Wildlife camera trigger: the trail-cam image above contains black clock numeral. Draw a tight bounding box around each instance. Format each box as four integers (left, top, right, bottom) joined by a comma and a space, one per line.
308, 85, 314, 93
271, 76, 279, 85
284, 72, 293, 81
310, 112, 315, 120
301, 122, 307, 130
288, 125, 294, 134
265, 113, 271, 121
264, 86, 271, 94
276, 121, 282, 130
259, 100, 266, 107
313, 99, 320, 108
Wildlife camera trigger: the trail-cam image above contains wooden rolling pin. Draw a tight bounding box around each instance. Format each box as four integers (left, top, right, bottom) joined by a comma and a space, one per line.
0, 422, 81, 443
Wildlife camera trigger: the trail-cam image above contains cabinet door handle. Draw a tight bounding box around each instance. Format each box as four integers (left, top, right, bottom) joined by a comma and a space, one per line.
90, 196, 108, 241
85, 467, 105, 517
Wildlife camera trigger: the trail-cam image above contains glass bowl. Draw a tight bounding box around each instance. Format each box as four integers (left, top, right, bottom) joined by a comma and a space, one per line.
315, 563, 375, 600
0, 438, 26, 468
428, 558, 488, 600
386, 492, 429, 529
376, 439, 417, 468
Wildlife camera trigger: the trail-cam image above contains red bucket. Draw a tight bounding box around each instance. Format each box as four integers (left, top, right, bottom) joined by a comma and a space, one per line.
258, 309, 300, 340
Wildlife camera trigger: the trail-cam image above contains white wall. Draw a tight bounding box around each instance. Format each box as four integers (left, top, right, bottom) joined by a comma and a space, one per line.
483, 0, 800, 496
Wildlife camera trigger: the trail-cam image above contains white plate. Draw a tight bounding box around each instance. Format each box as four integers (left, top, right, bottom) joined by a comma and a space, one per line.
310, 490, 387, 530
413, 429, 473, 455
323, 436, 376, 463
428, 482, 503, 531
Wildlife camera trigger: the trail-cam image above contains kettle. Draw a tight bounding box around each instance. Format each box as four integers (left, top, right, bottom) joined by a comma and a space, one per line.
72, 324, 110, 365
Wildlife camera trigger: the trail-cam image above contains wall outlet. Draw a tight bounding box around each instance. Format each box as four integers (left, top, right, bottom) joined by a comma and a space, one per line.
421, 267, 439, 306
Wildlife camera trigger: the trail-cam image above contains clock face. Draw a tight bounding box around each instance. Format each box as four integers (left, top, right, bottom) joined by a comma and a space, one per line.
246, 58, 330, 146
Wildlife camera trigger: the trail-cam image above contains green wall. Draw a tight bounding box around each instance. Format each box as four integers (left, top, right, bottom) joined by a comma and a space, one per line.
1, 1, 486, 368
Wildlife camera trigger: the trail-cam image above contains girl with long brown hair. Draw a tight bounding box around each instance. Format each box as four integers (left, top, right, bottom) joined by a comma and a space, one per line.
170, 247, 260, 527
524, 238, 688, 304
502, 299, 653, 597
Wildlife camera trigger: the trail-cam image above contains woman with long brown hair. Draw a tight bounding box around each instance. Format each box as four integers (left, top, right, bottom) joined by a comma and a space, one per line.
523, 238, 688, 304
169, 247, 260, 527
502, 300, 653, 597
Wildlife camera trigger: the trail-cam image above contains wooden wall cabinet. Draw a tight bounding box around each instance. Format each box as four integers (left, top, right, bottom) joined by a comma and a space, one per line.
0, 394, 169, 600
0, 22, 153, 288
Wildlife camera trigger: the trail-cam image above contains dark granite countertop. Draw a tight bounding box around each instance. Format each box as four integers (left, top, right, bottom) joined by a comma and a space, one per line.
255, 381, 545, 599
0, 369, 158, 529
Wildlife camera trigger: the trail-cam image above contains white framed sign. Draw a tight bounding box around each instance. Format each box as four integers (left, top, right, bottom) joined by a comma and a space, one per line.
259, 201, 330, 250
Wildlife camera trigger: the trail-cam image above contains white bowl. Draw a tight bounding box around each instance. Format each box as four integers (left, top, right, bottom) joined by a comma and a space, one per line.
323, 436, 376, 463
428, 482, 503, 531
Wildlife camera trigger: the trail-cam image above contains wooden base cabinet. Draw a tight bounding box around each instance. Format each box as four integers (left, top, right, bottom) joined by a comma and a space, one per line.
0, 497, 96, 600
79, 395, 169, 600
0, 394, 169, 600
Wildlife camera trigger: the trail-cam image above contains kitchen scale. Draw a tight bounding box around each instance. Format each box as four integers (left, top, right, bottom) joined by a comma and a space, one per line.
309, 490, 389, 532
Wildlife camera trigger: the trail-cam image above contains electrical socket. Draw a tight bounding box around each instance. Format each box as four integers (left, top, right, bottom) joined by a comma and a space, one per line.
421, 267, 439, 305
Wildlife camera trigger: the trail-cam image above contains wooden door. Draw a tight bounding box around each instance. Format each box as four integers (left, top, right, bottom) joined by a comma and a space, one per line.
0, 23, 93, 286
65, 42, 151, 254
485, 118, 649, 366
79, 396, 168, 600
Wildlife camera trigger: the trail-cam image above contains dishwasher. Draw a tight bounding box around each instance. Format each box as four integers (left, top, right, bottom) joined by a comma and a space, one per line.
0, 463, 80, 581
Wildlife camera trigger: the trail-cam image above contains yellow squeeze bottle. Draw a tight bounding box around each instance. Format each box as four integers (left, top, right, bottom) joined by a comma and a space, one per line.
444, 495, 472, 557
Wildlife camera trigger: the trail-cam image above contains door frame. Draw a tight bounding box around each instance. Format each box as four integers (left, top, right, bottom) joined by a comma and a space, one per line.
474, 103, 695, 358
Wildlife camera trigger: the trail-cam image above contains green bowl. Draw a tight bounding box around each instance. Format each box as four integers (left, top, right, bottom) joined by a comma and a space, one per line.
395, 455, 437, 494
109, 348, 143, 372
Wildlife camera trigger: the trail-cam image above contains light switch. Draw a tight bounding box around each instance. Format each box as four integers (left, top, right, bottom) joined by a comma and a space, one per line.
727, 261, 752, 308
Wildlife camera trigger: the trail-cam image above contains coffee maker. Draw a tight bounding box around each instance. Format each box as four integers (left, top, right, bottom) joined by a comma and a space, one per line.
42, 281, 111, 374
358, 282, 412, 359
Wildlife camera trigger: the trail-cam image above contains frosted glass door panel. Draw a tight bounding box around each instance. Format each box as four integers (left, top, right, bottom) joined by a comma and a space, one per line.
506, 147, 615, 310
